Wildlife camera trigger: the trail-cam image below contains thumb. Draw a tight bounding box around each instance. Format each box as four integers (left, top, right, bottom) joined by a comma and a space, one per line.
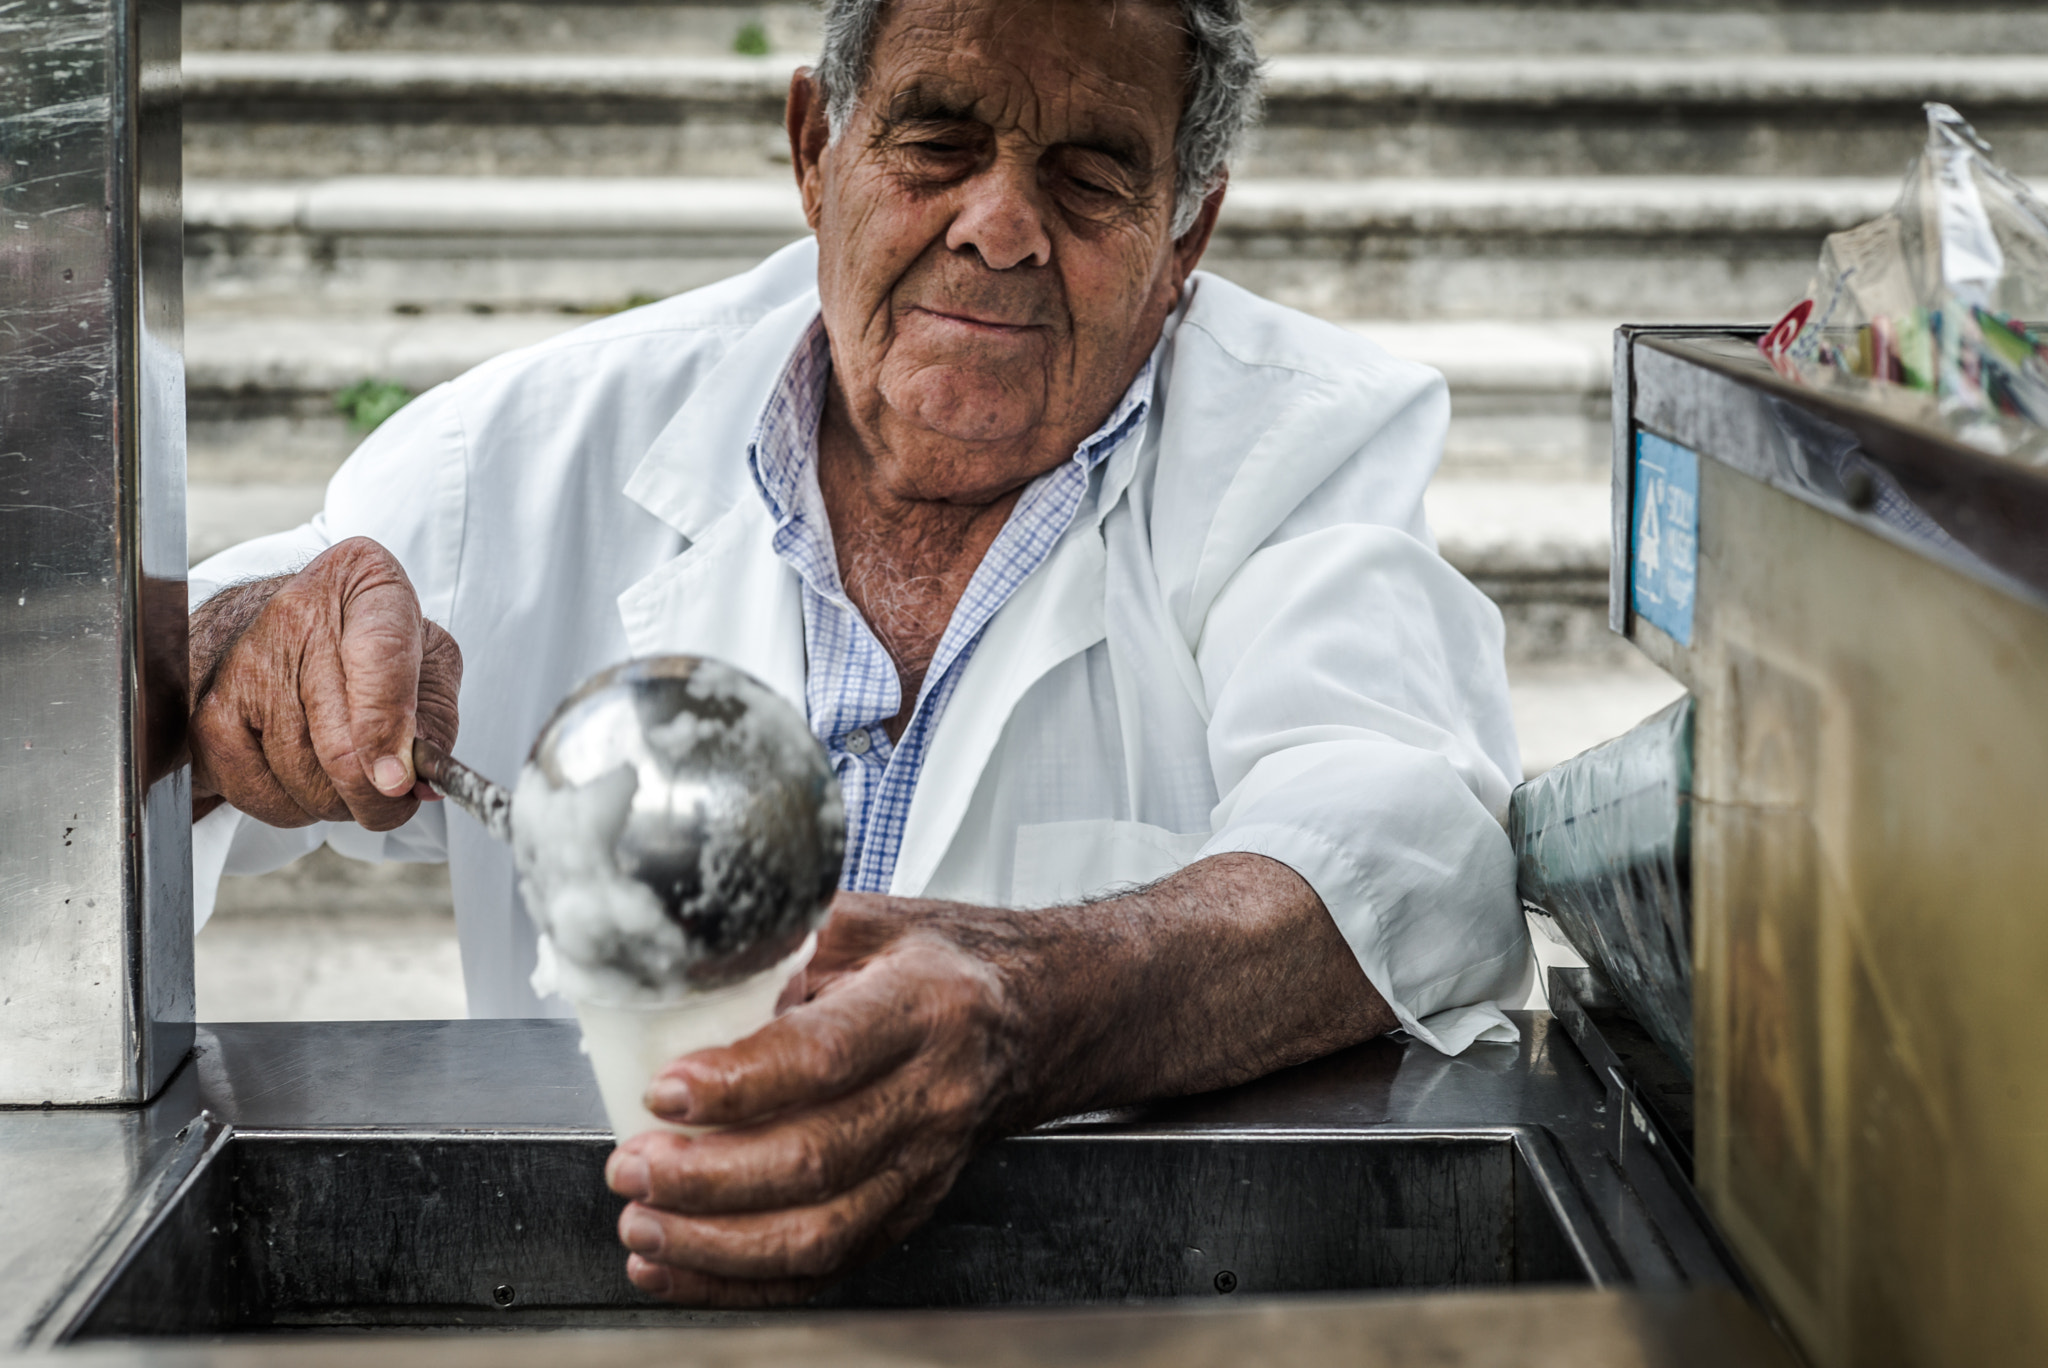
335, 549, 427, 798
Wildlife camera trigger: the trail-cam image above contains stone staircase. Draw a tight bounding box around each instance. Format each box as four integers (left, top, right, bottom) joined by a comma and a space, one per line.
182, 1, 2048, 534
181, 0, 2048, 680
182, 2, 2048, 1010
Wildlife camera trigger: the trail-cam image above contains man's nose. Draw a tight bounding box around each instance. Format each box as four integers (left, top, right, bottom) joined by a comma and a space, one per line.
944, 159, 1053, 271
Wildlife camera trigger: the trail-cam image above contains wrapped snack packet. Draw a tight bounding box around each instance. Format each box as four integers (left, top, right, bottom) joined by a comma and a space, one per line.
1760, 103, 2048, 464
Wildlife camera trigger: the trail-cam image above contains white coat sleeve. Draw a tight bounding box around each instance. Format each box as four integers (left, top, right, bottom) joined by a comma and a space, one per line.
186, 383, 468, 930
1192, 521, 1531, 1055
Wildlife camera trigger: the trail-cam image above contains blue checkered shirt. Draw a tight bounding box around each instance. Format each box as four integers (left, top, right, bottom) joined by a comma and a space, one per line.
748, 319, 1154, 893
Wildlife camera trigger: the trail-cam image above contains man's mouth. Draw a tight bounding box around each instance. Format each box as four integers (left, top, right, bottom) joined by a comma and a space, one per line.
910, 305, 1041, 335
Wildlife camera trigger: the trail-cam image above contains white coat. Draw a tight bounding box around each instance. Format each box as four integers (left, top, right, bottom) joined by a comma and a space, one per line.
192, 240, 1533, 1053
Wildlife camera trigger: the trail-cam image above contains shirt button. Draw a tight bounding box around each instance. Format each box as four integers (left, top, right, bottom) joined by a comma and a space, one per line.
845, 729, 871, 756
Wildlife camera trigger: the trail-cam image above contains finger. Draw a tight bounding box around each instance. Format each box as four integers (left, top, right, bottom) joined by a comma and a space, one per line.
616, 1161, 912, 1280
624, 1255, 826, 1308
258, 704, 354, 824
773, 968, 810, 1015
615, 1068, 931, 1213
414, 621, 463, 751
190, 697, 322, 829
289, 543, 425, 828
648, 967, 929, 1126
335, 549, 427, 799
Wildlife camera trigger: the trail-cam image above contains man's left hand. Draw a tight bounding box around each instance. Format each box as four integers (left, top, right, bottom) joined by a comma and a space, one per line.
603, 894, 1024, 1306
603, 854, 1393, 1306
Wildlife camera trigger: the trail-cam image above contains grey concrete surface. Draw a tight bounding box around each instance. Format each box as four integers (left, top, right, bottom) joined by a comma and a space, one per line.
179, 173, 1890, 319
183, 313, 1619, 483
174, 0, 2046, 593
178, 51, 2048, 180
198, 848, 463, 1021
181, 0, 2048, 59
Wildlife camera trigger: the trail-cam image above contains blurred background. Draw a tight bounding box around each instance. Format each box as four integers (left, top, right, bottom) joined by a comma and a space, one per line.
190, 0, 2048, 1020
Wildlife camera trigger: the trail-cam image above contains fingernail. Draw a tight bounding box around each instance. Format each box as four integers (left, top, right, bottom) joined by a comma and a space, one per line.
372, 755, 409, 794
607, 1151, 651, 1201
620, 1208, 664, 1256
627, 1254, 673, 1297
645, 1078, 692, 1120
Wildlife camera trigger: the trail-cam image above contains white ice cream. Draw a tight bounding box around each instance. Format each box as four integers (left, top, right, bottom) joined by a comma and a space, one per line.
515, 759, 681, 1005
509, 659, 842, 1137
513, 661, 841, 1006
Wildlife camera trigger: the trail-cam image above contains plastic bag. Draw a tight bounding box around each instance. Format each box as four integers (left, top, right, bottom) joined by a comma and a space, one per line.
1509, 695, 1694, 1075
1759, 103, 2048, 464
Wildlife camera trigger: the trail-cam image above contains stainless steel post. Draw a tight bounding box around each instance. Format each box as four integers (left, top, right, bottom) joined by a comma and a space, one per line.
1, 0, 190, 1103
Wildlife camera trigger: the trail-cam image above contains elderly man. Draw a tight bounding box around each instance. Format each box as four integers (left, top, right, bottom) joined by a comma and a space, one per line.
188, 0, 1528, 1304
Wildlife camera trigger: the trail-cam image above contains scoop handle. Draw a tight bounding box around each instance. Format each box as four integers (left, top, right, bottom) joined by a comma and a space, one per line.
412, 737, 515, 844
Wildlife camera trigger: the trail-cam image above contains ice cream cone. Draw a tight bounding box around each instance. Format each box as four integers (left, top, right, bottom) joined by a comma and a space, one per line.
572, 935, 814, 1140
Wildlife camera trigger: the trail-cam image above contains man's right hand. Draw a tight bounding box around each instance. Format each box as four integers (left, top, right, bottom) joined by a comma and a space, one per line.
188, 537, 462, 830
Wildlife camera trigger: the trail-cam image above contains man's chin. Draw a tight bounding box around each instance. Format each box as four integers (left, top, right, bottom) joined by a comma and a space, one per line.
884, 370, 1048, 449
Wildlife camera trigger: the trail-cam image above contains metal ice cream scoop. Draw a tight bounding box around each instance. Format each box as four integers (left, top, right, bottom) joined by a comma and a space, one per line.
414, 655, 845, 988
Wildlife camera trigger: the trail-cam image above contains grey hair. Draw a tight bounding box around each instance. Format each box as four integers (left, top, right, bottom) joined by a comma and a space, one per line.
812, 0, 1263, 237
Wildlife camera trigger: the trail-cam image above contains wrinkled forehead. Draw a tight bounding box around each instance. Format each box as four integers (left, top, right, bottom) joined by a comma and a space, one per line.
866, 0, 1188, 150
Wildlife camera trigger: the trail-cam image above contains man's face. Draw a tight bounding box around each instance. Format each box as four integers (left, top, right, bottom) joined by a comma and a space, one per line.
791, 0, 1219, 504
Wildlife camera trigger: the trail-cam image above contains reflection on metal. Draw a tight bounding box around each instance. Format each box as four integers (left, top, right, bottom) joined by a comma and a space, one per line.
0, 1017, 1743, 1344
0, 0, 190, 1102
1627, 333, 2048, 618
1622, 334, 2048, 1367
413, 736, 514, 842
524, 656, 844, 987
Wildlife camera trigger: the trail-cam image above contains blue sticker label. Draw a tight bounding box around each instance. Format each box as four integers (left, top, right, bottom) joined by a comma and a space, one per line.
1631, 432, 1699, 646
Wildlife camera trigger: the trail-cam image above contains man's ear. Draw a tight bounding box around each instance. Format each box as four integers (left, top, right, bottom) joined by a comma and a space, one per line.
787, 69, 834, 232
1171, 175, 1228, 282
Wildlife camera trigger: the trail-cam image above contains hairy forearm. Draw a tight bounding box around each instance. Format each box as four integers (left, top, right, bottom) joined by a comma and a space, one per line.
190, 576, 293, 701
989, 852, 1395, 1128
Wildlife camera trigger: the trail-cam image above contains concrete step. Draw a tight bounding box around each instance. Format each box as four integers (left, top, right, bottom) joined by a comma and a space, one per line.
184, 313, 1619, 492
181, 308, 1619, 660
183, 172, 1895, 319
183, 311, 1620, 658
184, 0, 2048, 59
185, 0, 825, 57
1508, 655, 1687, 776
1424, 476, 1615, 665
1352, 319, 1614, 476
182, 51, 2048, 180
186, 475, 1617, 663
1254, 3, 2048, 59
200, 848, 462, 1021
188, 478, 1615, 661
186, 312, 574, 485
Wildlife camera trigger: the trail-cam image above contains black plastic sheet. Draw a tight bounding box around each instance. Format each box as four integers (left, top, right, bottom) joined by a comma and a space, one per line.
1510, 696, 1694, 1075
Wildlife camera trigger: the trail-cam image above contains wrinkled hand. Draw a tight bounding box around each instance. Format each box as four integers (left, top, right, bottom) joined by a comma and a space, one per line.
599, 853, 1393, 1307
189, 536, 462, 830
603, 894, 1026, 1307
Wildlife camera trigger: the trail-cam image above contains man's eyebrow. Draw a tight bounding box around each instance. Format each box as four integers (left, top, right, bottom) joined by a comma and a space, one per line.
879, 84, 1155, 170
881, 87, 980, 125
1065, 129, 1149, 169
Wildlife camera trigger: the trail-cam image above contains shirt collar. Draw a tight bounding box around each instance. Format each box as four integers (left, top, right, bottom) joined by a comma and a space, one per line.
747, 316, 833, 528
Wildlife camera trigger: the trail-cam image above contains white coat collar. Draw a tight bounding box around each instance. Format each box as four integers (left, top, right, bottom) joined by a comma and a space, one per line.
614, 289, 824, 711
621, 287, 826, 542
